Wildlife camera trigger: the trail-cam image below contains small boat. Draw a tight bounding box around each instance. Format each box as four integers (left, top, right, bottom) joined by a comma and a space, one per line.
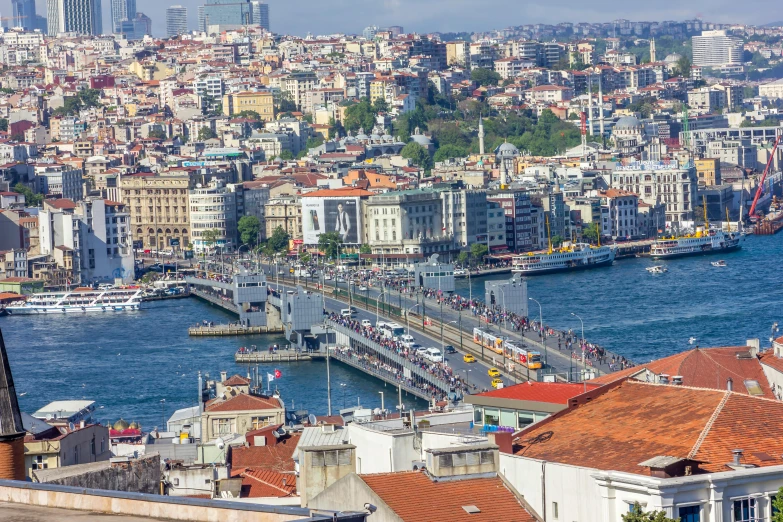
646, 266, 668, 274
711, 260, 727, 267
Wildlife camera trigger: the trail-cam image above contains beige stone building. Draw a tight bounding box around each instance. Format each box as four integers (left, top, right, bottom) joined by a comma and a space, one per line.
201, 391, 285, 443
119, 173, 192, 250
24, 423, 111, 480
264, 195, 302, 239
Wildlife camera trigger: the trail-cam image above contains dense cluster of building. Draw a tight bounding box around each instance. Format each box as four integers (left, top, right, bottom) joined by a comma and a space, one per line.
0, 16, 781, 291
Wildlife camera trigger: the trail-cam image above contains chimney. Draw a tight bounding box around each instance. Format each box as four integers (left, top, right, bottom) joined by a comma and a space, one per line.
0, 329, 26, 481
732, 449, 743, 466
747, 339, 760, 357
727, 377, 733, 392
658, 374, 669, 384
79, 420, 85, 429
672, 376, 683, 385
486, 431, 513, 454
220, 371, 227, 382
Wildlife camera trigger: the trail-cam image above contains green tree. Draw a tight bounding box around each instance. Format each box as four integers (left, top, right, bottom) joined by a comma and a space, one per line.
621, 502, 679, 522
279, 150, 294, 160
674, 56, 691, 78
277, 90, 297, 112
197, 127, 217, 141
582, 223, 600, 244
343, 98, 376, 133
771, 486, 783, 522
237, 215, 261, 246
306, 136, 324, 149
470, 68, 502, 87
551, 235, 564, 248
201, 229, 220, 253
470, 243, 488, 266
265, 226, 290, 255
236, 110, 262, 120
433, 144, 468, 162
318, 231, 342, 260
401, 141, 433, 171
457, 251, 469, 267
148, 129, 167, 139
359, 244, 371, 254
13, 182, 42, 206
299, 252, 311, 264
0, 119, 8, 132
372, 97, 390, 114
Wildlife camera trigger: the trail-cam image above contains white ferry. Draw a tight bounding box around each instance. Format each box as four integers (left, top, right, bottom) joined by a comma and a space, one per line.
5, 288, 143, 314
650, 228, 744, 259
511, 243, 616, 275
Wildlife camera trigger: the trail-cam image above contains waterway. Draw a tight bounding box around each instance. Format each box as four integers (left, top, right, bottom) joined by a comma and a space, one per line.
3, 233, 782, 430
456, 233, 783, 363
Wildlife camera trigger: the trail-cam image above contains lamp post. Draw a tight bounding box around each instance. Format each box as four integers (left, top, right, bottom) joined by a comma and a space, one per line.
340, 383, 347, 408
378, 391, 385, 412
376, 290, 387, 324
462, 369, 471, 390
324, 323, 332, 416
497, 287, 506, 333
571, 312, 586, 386
160, 399, 165, 430
405, 304, 420, 336
529, 297, 547, 366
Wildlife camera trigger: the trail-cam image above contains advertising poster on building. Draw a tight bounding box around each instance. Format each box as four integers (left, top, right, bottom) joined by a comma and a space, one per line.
302, 197, 360, 245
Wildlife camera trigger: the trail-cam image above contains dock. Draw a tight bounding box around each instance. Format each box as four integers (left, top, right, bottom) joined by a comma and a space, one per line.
188, 325, 284, 336
142, 293, 191, 302
235, 350, 320, 362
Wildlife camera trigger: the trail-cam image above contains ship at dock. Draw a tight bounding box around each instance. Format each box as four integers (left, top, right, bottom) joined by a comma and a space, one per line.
650, 228, 744, 259
5, 288, 143, 314
511, 243, 616, 275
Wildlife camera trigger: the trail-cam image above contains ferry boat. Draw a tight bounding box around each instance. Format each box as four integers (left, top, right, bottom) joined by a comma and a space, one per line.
5, 288, 143, 314
711, 260, 727, 267
511, 243, 616, 275
646, 266, 668, 274
650, 228, 744, 259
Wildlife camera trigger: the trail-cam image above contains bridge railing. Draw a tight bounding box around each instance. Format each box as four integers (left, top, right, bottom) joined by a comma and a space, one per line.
328, 349, 432, 399
325, 320, 450, 394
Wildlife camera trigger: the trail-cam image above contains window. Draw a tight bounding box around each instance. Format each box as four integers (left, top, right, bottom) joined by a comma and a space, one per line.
552, 502, 558, 519
733, 498, 758, 522
250, 416, 270, 430
212, 418, 235, 435
32, 455, 47, 470
679, 505, 700, 522
473, 407, 483, 424
484, 408, 499, 426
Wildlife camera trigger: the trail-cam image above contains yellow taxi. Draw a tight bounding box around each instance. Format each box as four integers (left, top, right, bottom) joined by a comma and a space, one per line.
487, 367, 500, 377
491, 378, 504, 388
463, 353, 476, 363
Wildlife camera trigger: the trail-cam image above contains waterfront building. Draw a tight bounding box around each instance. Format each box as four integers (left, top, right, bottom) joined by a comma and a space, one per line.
188, 178, 239, 253
240, 181, 270, 239
264, 195, 301, 240
488, 190, 533, 253
0, 249, 27, 279
486, 200, 507, 252
110, 0, 135, 33
301, 187, 372, 246
119, 172, 191, 251
692, 30, 742, 67
46, 0, 103, 35
24, 416, 111, 480
364, 189, 452, 264
166, 5, 187, 37
200, 380, 285, 443
611, 159, 697, 225
695, 158, 721, 187
411, 255, 454, 291
598, 189, 639, 240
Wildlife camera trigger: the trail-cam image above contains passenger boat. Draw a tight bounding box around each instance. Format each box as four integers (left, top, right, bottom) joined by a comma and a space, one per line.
5, 288, 143, 314
711, 260, 727, 267
650, 229, 744, 259
512, 243, 615, 275
646, 266, 668, 274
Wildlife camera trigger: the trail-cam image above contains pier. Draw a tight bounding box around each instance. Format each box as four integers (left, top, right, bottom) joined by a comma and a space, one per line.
235, 350, 317, 362
189, 324, 283, 336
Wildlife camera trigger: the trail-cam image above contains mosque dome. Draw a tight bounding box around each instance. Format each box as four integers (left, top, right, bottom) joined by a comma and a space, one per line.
496, 141, 520, 157
614, 116, 642, 130
129, 421, 140, 429
113, 419, 130, 431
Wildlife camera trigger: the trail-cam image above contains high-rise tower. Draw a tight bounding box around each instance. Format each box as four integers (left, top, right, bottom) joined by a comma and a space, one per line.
110, 0, 136, 33
47, 0, 102, 35
166, 5, 187, 37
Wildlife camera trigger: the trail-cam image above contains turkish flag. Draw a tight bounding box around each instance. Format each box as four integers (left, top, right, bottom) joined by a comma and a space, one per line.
274, 369, 282, 379
520, 354, 527, 364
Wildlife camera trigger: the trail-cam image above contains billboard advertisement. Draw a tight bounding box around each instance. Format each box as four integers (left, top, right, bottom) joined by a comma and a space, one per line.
302, 197, 361, 245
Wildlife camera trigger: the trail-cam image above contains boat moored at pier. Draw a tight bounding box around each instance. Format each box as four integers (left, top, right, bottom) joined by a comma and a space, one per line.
5, 288, 143, 314
511, 243, 616, 275
650, 229, 744, 259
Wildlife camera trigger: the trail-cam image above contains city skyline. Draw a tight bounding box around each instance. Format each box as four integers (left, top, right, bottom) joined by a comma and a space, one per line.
0, 0, 775, 39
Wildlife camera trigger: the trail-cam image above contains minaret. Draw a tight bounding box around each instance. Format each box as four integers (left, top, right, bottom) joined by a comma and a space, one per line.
0, 329, 25, 481
650, 38, 657, 63
478, 115, 485, 155
598, 74, 604, 137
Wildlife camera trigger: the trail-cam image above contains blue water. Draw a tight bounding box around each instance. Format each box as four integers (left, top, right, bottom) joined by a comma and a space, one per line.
4, 233, 781, 429
456, 233, 783, 363
1, 298, 421, 431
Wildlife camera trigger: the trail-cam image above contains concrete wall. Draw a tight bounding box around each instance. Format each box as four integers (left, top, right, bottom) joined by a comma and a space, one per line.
299, 445, 356, 507
308, 473, 401, 522
347, 425, 417, 474
0, 479, 312, 522
34, 453, 161, 495
280, 288, 325, 332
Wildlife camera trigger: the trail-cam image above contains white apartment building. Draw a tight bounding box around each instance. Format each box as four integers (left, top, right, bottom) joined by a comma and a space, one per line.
759, 78, 783, 100
706, 140, 757, 170
599, 189, 639, 239
524, 85, 574, 104
688, 87, 727, 112
439, 188, 488, 249
494, 58, 533, 80
692, 30, 742, 67
194, 75, 224, 98
188, 178, 238, 253
611, 160, 697, 225
35, 164, 83, 201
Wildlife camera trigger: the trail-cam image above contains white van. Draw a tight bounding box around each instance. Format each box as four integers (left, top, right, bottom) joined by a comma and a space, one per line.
340, 308, 354, 318
361, 319, 372, 328
423, 347, 443, 363
399, 334, 415, 348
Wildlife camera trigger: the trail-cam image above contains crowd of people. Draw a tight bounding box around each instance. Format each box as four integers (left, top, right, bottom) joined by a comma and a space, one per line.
327, 312, 471, 399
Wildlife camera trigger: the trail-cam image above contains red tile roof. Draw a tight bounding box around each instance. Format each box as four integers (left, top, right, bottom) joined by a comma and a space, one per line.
589, 346, 772, 398
359, 471, 537, 522
514, 380, 783, 474
303, 187, 374, 198
222, 374, 251, 386
45, 198, 77, 210
476, 381, 600, 404
205, 393, 281, 412
232, 468, 297, 498
230, 432, 300, 471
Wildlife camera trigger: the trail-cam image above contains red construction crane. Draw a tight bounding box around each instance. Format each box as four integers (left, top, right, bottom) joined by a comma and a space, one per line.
749, 135, 782, 221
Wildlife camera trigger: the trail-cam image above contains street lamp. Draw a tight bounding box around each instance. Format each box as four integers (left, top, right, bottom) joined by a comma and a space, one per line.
529, 297, 547, 366
405, 303, 420, 335
497, 287, 506, 333
376, 290, 387, 325
160, 399, 166, 430
339, 383, 347, 408
461, 368, 471, 391
571, 312, 586, 386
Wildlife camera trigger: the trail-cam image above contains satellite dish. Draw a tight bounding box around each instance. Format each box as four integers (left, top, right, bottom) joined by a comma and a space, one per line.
372, 408, 381, 415
289, 421, 295, 428
272, 430, 280, 439
68, 422, 75, 431
196, 183, 202, 188
287, 412, 295, 421
215, 437, 225, 450
308, 414, 317, 425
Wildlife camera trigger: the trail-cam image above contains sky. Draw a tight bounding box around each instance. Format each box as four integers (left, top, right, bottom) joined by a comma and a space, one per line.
6, 0, 770, 39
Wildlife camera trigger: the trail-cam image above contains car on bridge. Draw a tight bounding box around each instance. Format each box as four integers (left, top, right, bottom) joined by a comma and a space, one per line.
488, 368, 501, 377
463, 353, 476, 363
491, 378, 504, 388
